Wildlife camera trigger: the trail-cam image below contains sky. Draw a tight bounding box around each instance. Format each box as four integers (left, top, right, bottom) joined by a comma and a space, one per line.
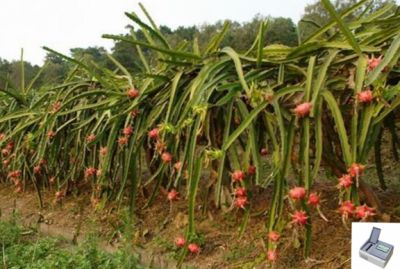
0, 0, 334, 65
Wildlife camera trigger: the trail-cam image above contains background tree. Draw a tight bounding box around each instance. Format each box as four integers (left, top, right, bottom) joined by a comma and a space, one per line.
70, 46, 111, 68
298, 0, 397, 42
0, 58, 40, 90
0, 13, 309, 86
0, 58, 11, 89
39, 52, 70, 85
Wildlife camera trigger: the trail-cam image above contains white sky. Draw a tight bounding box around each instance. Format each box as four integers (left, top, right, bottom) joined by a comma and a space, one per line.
0, 0, 376, 65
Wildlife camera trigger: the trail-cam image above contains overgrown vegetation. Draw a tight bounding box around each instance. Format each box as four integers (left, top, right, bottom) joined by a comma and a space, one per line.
0, 0, 400, 266
0, 217, 146, 269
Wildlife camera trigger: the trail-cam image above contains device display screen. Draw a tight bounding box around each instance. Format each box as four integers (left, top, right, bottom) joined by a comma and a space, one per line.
376, 244, 390, 253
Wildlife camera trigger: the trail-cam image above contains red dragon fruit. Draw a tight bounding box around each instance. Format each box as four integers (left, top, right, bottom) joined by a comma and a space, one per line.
260, 148, 268, 156
234, 196, 248, 209
247, 165, 256, 176
167, 189, 179, 201
291, 210, 308, 226
339, 200, 355, 217
234, 187, 247, 197
85, 167, 97, 178
86, 134, 96, 143
33, 165, 41, 175
122, 126, 134, 137
175, 236, 186, 247
1, 148, 10, 156
294, 102, 312, 118
148, 128, 159, 139
267, 249, 278, 261
99, 147, 108, 156
188, 243, 200, 254
174, 161, 182, 171
2, 159, 10, 167
268, 231, 280, 242
118, 136, 128, 146
357, 90, 373, 104
231, 170, 245, 182
161, 152, 172, 163
127, 88, 139, 98
47, 130, 56, 139
367, 55, 382, 72
348, 163, 365, 178
289, 186, 306, 201
354, 204, 375, 220
307, 192, 320, 206
338, 174, 353, 189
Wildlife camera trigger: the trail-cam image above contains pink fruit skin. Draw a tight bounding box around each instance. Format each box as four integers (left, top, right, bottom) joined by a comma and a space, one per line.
162, 152, 172, 163
338, 174, 353, 188
294, 102, 312, 118
33, 166, 41, 174
289, 187, 306, 200
175, 236, 186, 247
188, 243, 200, 254
235, 187, 247, 197
339, 201, 355, 216
354, 204, 375, 219
55, 191, 64, 200
47, 131, 56, 139
307, 192, 320, 206
368, 55, 382, 72
247, 165, 256, 176
291, 210, 308, 225
8, 170, 21, 179
148, 128, 159, 139
267, 249, 278, 261
174, 162, 182, 171
347, 163, 365, 177
85, 167, 97, 177
118, 136, 128, 145
357, 90, 373, 103
100, 147, 108, 156
6, 141, 14, 150
268, 231, 280, 242
260, 148, 268, 156
2, 148, 10, 156
123, 126, 134, 137
231, 170, 245, 182
235, 196, 248, 209
86, 134, 96, 143
167, 189, 179, 201
127, 88, 139, 98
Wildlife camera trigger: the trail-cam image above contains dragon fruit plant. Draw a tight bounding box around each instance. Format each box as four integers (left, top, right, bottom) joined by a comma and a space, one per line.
0, 0, 399, 265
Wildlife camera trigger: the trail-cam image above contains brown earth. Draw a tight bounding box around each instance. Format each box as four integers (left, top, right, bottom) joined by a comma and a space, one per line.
1, 173, 399, 269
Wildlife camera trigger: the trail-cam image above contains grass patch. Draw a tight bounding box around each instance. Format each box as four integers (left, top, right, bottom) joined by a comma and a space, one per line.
0, 216, 147, 269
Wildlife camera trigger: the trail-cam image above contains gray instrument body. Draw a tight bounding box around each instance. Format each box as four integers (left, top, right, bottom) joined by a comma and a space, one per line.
359, 227, 394, 268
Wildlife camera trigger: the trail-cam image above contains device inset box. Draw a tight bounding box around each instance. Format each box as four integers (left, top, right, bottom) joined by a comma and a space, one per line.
359, 227, 394, 268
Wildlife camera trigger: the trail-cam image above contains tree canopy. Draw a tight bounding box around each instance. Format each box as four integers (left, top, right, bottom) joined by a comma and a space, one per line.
1, 1, 398, 89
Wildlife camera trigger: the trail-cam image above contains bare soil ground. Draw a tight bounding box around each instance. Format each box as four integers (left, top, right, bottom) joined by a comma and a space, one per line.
1, 172, 399, 269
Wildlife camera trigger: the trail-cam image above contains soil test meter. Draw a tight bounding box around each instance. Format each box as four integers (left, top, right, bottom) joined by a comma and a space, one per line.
359, 227, 394, 268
